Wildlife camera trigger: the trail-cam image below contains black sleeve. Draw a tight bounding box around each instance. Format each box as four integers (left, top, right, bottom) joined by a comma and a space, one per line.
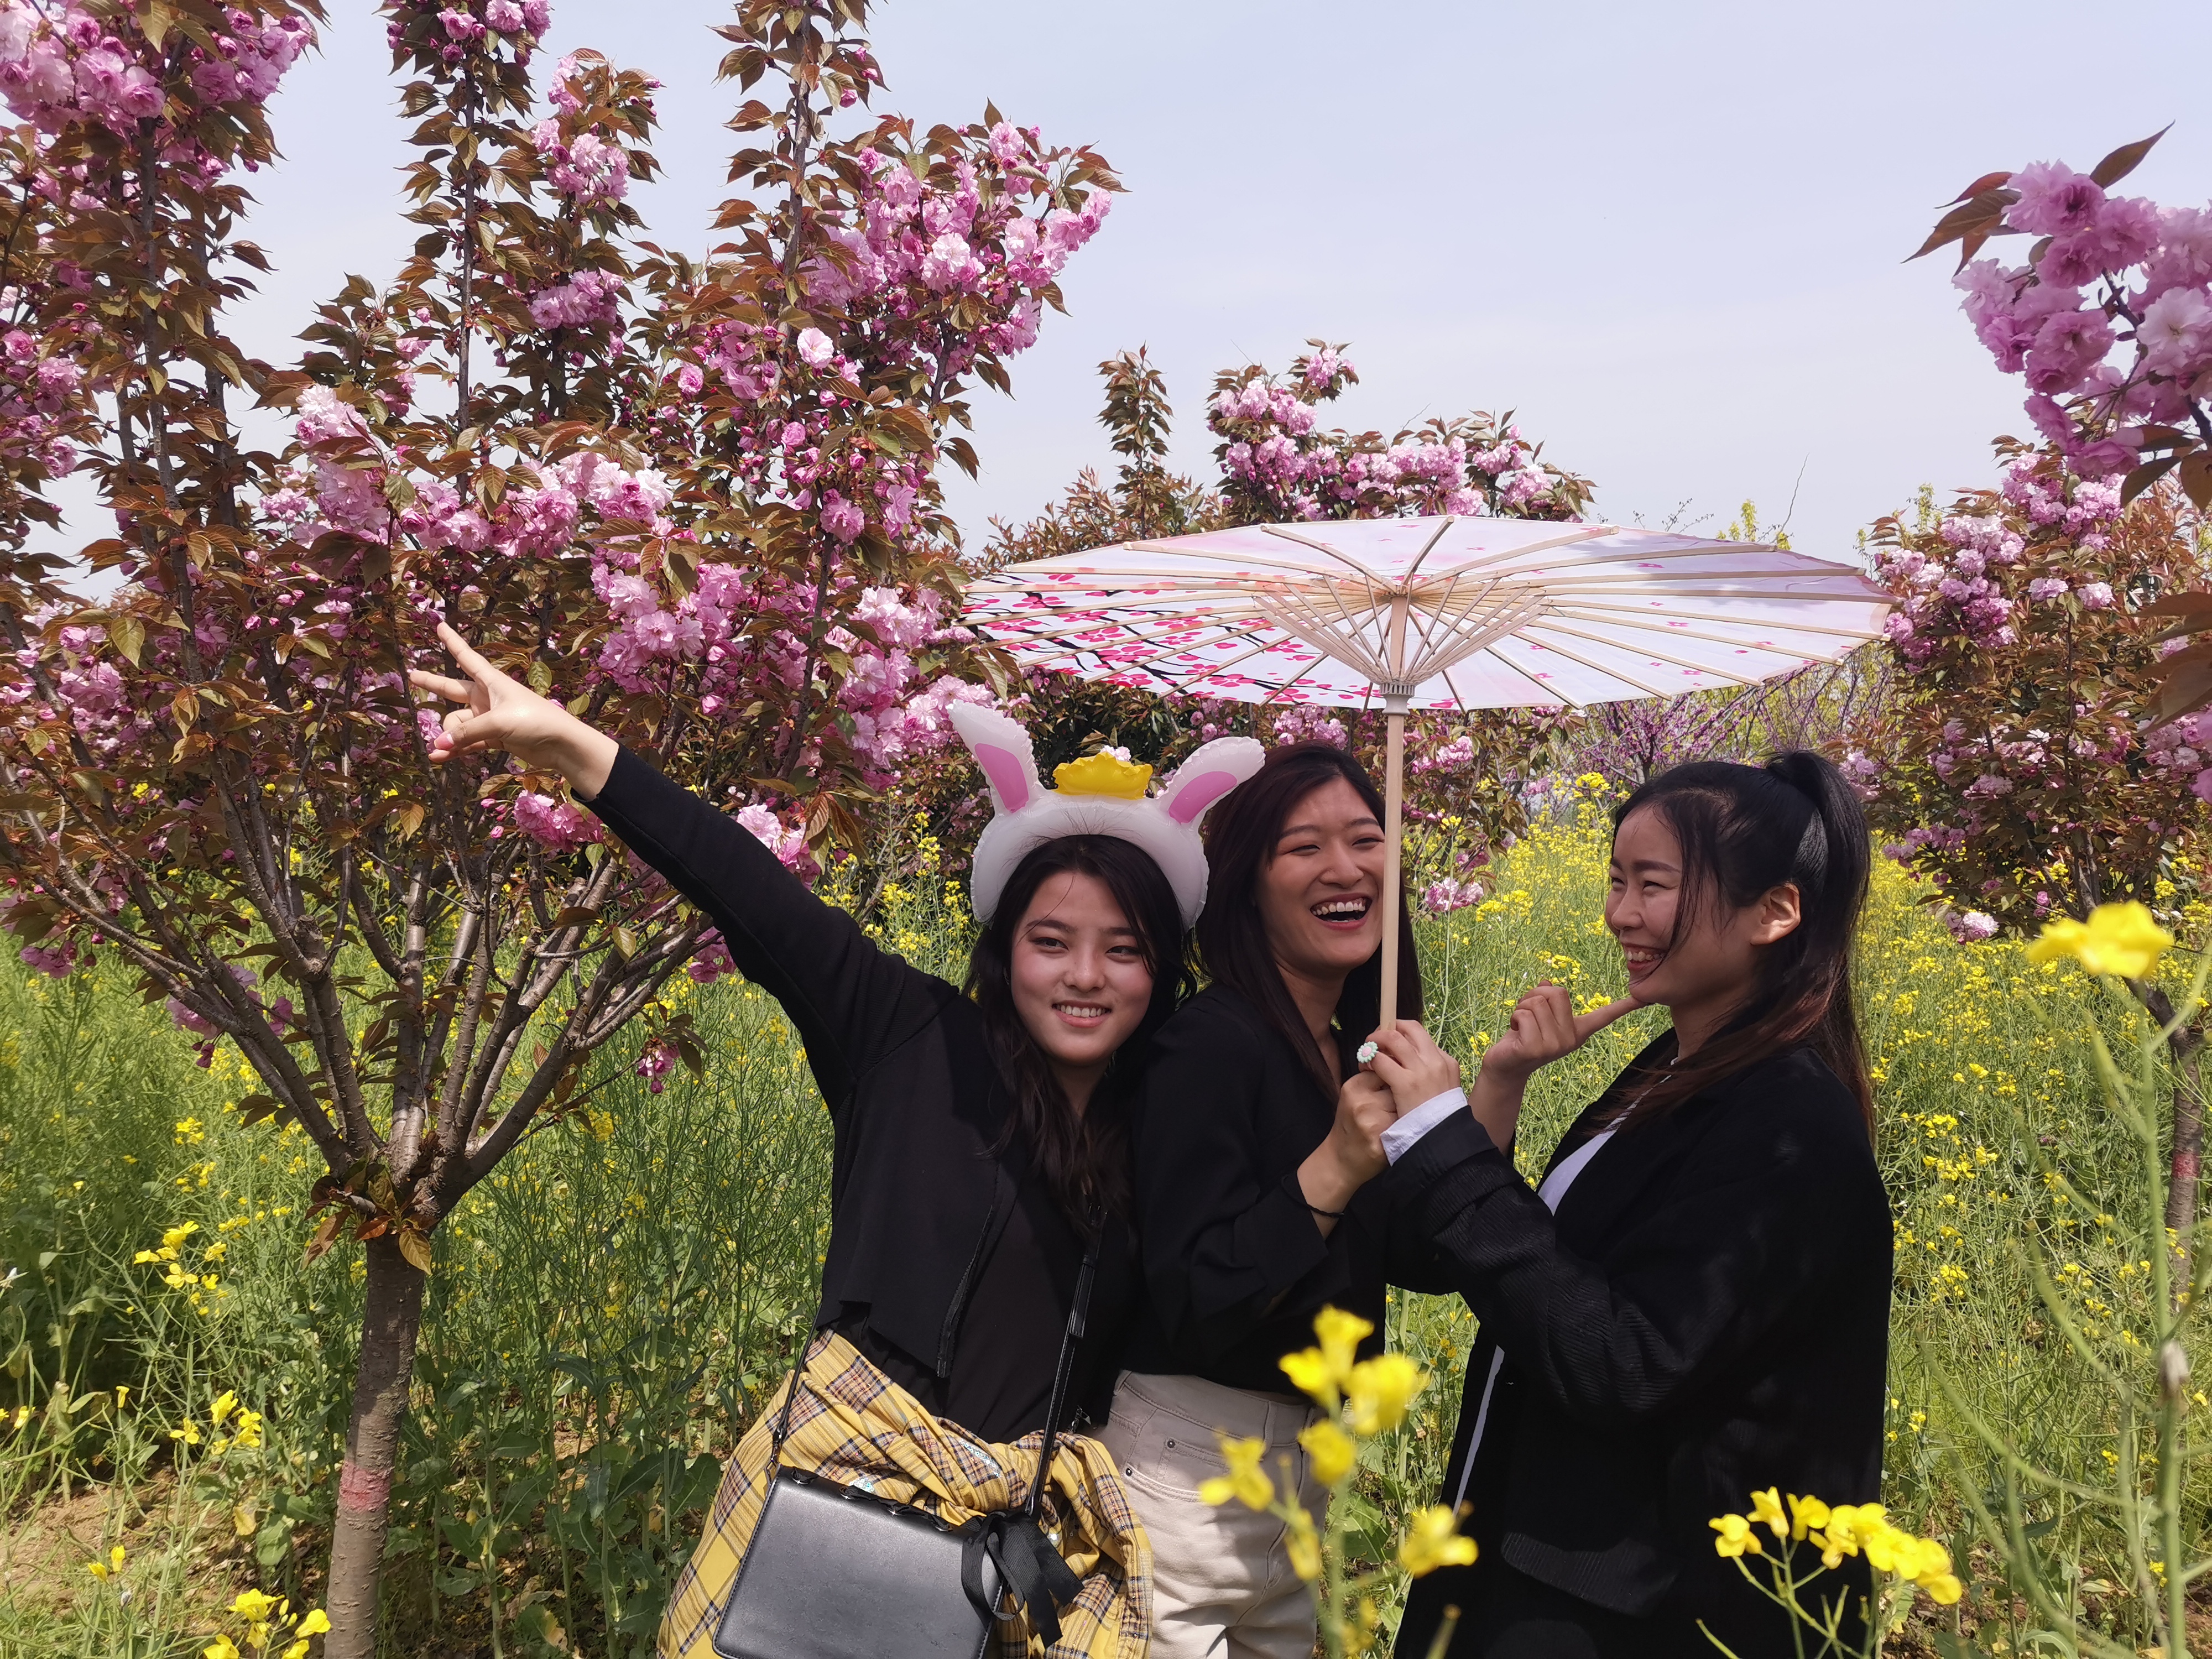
1386, 1078, 1877, 1430
583, 746, 951, 1110
1132, 1004, 1337, 1364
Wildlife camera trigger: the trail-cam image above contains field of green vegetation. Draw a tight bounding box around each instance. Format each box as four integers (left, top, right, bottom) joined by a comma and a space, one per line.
0, 784, 2195, 1656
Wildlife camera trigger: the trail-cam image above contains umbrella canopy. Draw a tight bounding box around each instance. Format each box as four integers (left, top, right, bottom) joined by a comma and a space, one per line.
962, 516, 1892, 714
961, 515, 1893, 1020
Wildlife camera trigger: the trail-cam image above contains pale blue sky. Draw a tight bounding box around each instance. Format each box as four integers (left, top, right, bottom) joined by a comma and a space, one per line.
127, 1, 2212, 567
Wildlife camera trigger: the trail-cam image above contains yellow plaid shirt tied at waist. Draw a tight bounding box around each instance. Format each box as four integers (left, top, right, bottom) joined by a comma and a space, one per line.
658, 1331, 1154, 1659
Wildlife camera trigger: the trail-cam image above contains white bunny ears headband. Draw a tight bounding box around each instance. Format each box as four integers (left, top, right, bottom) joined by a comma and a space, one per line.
947, 703, 1266, 928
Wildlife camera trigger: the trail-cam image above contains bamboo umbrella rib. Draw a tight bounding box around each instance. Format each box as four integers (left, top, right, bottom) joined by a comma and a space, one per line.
1448, 540, 1795, 579
1400, 515, 1460, 582
1487, 567, 1880, 598
1397, 524, 1614, 577
1257, 523, 1391, 583
1538, 614, 1837, 662
1316, 576, 1392, 660
1555, 623, 1860, 666
1409, 590, 1554, 679
1550, 601, 1882, 641
1086, 540, 1369, 580
1460, 642, 1588, 708
1501, 632, 1686, 700
1526, 619, 1795, 682
1256, 592, 1392, 685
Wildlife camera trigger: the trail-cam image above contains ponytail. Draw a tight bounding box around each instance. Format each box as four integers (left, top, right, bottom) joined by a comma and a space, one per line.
1608, 750, 1873, 1135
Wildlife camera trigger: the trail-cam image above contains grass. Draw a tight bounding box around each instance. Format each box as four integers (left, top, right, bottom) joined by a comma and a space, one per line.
0, 779, 2195, 1656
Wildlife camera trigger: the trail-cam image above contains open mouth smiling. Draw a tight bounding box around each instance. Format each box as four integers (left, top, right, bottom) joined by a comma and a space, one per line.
1054, 1001, 1110, 1023
1311, 895, 1372, 928
1620, 945, 1666, 973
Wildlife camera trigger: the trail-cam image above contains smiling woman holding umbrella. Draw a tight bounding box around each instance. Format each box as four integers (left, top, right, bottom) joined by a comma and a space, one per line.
1099, 738, 1465, 1659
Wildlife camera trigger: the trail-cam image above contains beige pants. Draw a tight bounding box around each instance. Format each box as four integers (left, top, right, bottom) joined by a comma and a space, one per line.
1100, 1370, 1326, 1659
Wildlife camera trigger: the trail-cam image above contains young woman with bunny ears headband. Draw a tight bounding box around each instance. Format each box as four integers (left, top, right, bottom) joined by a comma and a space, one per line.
410, 624, 1261, 1659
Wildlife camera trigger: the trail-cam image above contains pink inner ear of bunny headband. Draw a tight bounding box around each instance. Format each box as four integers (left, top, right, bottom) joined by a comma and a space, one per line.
1167, 771, 1238, 825
974, 746, 1034, 813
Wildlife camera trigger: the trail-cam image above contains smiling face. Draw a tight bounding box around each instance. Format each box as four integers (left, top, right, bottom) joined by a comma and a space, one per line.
1256, 776, 1388, 992
1006, 869, 1157, 1103
1606, 804, 1802, 1053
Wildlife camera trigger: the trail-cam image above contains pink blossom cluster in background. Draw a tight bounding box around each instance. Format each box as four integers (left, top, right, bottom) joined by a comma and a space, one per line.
1872, 459, 2122, 667
1206, 343, 1589, 525
1422, 877, 1484, 915
0, 0, 310, 144
1270, 705, 1348, 748
392, 0, 549, 66
1950, 148, 2212, 477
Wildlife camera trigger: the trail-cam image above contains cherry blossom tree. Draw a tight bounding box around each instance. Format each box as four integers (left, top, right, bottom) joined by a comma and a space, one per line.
0, 0, 1114, 1647
1849, 442, 2212, 1245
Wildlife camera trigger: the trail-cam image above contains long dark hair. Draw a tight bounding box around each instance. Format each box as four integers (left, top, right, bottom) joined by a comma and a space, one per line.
966, 834, 1193, 1225
1194, 741, 1422, 1099
1609, 750, 1873, 1133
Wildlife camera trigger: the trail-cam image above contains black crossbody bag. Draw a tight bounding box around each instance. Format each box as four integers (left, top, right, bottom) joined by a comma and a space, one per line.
712, 1239, 1099, 1659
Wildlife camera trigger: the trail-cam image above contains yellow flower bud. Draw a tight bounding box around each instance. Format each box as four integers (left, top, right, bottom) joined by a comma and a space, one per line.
1399, 1505, 1478, 1577
2025, 901, 2172, 979
1344, 1353, 1426, 1436
1299, 1419, 1356, 1488
1747, 1487, 1787, 1541
1708, 1514, 1762, 1559
228, 1588, 280, 1621
1286, 1505, 1322, 1583
1197, 1435, 1275, 1511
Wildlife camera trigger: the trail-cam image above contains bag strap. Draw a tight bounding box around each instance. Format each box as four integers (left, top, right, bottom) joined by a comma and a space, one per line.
1025, 1227, 1100, 1521
765, 1323, 827, 1470
765, 1220, 1099, 1510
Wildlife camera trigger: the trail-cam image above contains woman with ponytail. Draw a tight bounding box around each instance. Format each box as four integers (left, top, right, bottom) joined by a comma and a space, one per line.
1378, 752, 1892, 1658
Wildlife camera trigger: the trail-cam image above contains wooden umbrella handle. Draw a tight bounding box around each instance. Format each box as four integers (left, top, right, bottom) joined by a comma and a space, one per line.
1379, 706, 1406, 1023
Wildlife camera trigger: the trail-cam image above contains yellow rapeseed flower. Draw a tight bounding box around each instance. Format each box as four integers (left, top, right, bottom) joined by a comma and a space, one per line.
296, 1610, 331, 1636
1344, 1352, 1426, 1436
229, 1589, 281, 1621
2025, 901, 2173, 979
1280, 1305, 1375, 1407
1198, 1435, 1274, 1511
169, 1418, 201, 1447
202, 1640, 241, 1659
1748, 1487, 1787, 1541
210, 1390, 238, 1426
86, 1545, 125, 1579
1709, 1513, 1762, 1558
1298, 1419, 1355, 1487
1786, 1492, 1829, 1541
1398, 1505, 1478, 1576
1286, 1504, 1323, 1582
161, 1221, 199, 1250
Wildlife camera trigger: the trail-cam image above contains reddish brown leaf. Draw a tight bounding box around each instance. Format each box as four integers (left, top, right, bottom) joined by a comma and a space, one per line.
2090, 126, 2171, 189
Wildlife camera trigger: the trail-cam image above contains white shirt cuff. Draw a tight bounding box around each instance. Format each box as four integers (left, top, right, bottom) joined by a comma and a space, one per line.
1382, 1087, 1467, 1165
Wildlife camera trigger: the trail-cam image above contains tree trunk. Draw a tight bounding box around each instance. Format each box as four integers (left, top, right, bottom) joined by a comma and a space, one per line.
325, 1236, 429, 1659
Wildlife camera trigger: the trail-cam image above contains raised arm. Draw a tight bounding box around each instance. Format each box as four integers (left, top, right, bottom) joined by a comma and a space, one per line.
411, 625, 948, 1105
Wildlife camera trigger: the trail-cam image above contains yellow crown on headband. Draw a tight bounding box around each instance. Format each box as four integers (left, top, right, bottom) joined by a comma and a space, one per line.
1053, 751, 1153, 800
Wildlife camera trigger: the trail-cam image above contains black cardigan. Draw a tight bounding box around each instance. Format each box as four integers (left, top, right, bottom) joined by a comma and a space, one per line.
1122, 984, 1443, 1390
1388, 1042, 1891, 1652
585, 748, 1132, 1437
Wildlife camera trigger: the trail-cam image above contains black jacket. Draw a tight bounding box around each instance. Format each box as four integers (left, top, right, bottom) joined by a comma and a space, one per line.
1389, 1041, 1891, 1649
585, 748, 1131, 1437
1123, 984, 1444, 1390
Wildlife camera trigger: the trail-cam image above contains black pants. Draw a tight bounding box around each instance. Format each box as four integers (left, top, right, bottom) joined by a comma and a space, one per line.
1395, 1557, 1711, 1659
